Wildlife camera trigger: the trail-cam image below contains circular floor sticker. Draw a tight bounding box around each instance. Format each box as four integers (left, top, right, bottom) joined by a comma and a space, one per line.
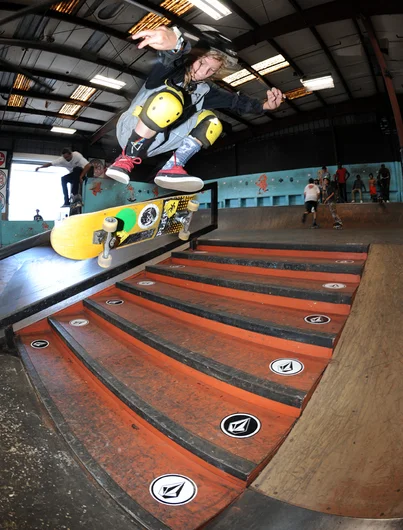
138, 281, 155, 286
335, 260, 354, 264
138, 204, 159, 229
150, 475, 197, 506
322, 283, 346, 290
270, 359, 304, 376
69, 319, 89, 327
220, 413, 261, 438
106, 299, 124, 306
304, 314, 331, 325
31, 340, 49, 349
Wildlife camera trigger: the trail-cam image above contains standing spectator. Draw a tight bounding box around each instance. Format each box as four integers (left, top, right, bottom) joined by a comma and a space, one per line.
322, 177, 343, 229
302, 178, 320, 228
314, 178, 322, 202
368, 173, 377, 202
33, 209, 43, 221
335, 163, 350, 203
35, 148, 93, 207
351, 175, 366, 203
377, 164, 391, 202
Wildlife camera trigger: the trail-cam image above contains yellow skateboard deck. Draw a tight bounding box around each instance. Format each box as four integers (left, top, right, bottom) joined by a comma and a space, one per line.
50, 194, 198, 267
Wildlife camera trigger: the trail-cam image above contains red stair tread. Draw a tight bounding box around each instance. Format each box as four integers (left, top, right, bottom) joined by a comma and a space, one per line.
19, 330, 244, 530
90, 291, 329, 393
155, 259, 358, 296
182, 249, 366, 267
54, 312, 296, 467
122, 273, 347, 338
196, 245, 367, 261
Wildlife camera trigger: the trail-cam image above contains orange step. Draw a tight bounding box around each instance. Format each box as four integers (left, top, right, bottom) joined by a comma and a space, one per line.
48, 309, 296, 480
17, 326, 244, 530
146, 259, 355, 316
117, 273, 347, 350
85, 292, 329, 408
171, 250, 362, 283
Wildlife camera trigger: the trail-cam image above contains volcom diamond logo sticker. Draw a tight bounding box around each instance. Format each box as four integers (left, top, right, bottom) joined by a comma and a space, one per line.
69, 319, 89, 327
220, 413, 261, 438
270, 358, 304, 376
31, 340, 49, 349
304, 314, 331, 324
106, 299, 124, 305
323, 282, 346, 290
138, 281, 155, 286
335, 260, 354, 264
138, 204, 159, 229
169, 265, 185, 269
150, 475, 197, 505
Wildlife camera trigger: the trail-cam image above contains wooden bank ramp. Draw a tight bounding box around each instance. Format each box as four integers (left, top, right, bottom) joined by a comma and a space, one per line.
208, 244, 403, 529
14, 239, 377, 529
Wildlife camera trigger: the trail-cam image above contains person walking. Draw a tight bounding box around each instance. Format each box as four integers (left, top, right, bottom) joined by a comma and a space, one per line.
302, 178, 320, 228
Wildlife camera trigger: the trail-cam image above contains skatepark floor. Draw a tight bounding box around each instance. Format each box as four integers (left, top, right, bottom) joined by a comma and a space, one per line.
1, 203, 402, 529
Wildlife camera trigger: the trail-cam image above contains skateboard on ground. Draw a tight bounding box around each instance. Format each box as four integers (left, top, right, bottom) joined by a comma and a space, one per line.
50, 193, 199, 268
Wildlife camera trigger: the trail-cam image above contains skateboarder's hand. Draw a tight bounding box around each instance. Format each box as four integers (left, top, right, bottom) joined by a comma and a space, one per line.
263, 87, 283, 110
131, 26, 178, 51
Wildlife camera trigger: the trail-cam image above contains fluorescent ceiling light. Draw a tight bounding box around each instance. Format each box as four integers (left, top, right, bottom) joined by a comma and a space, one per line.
90, 75, 126, 90
285, 87, 312, 100
8, 95, 25, 107
51, 126, 76, 135
188, 0, 231, 20
70, 85, 96, 102
301, 75, 334, 91
222, 54, 289, 87
59, 103, 82, 116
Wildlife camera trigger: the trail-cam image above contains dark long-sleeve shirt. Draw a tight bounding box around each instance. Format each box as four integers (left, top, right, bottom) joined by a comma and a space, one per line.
352, 179, 366, 191
145, 46, 264, 116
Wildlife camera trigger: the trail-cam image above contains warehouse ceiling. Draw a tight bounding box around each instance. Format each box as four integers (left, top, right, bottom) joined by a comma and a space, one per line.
0, 0, 402, 151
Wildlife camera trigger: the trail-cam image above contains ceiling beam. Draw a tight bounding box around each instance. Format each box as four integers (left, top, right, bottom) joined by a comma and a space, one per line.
3, 89, 118, 114
0, 106, 104, 126
0, 65, 131, 99
360, 15, 403, 155
287, 0, 353, 100
352, 18, 380, 95
90, 112, 125, 145
0, 0, 69, 25
0, 38, 147, 80
212, 93, 402, 149
233, 0, 403, 51
220, 0, 325, 108
0, 119, 90, 136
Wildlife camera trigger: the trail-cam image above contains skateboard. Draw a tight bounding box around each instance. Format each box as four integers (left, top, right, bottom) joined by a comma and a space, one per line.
333, 222, 343, 230
50, 193, 198, 268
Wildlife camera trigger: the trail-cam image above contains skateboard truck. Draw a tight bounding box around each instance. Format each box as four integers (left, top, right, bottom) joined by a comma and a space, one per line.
98, 217, 118, 268
176, 200, 199, 241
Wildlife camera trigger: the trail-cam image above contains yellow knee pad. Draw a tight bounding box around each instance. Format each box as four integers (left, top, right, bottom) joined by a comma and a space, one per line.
137, 85, 184, 132
190, 110, 223, 148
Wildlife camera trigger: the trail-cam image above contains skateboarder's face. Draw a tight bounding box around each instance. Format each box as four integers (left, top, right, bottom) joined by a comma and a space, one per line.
63, 153, 73, 162
190, 56, 222, 82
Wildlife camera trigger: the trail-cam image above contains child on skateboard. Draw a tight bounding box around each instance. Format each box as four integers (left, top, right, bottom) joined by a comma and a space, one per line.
302, 178, 320, 228
106, 25, 283, 193
323, 177, 343, 229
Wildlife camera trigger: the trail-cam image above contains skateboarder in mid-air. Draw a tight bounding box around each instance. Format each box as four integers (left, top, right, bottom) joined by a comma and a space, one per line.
322, 177, 343, 229
302, 178, 321, 228
106, 25, 284, 192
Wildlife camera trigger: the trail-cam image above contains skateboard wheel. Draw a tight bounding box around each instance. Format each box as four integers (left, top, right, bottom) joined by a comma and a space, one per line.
103, 217, 118, 233
188, 200, 199, 212
178, 229, 190, 241
97, 253, 113, 268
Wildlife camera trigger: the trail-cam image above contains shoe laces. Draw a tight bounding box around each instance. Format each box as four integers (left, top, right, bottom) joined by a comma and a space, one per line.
114, 151, 142, 171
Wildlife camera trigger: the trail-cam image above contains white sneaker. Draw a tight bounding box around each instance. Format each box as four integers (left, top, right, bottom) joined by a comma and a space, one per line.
351, 200, 355, 203
360, 200, 363, 203
154, 166, 204, 193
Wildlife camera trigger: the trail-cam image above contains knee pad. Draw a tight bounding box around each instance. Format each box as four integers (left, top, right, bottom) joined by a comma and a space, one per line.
190, 111, 223, 148
138, 85, 184, 132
